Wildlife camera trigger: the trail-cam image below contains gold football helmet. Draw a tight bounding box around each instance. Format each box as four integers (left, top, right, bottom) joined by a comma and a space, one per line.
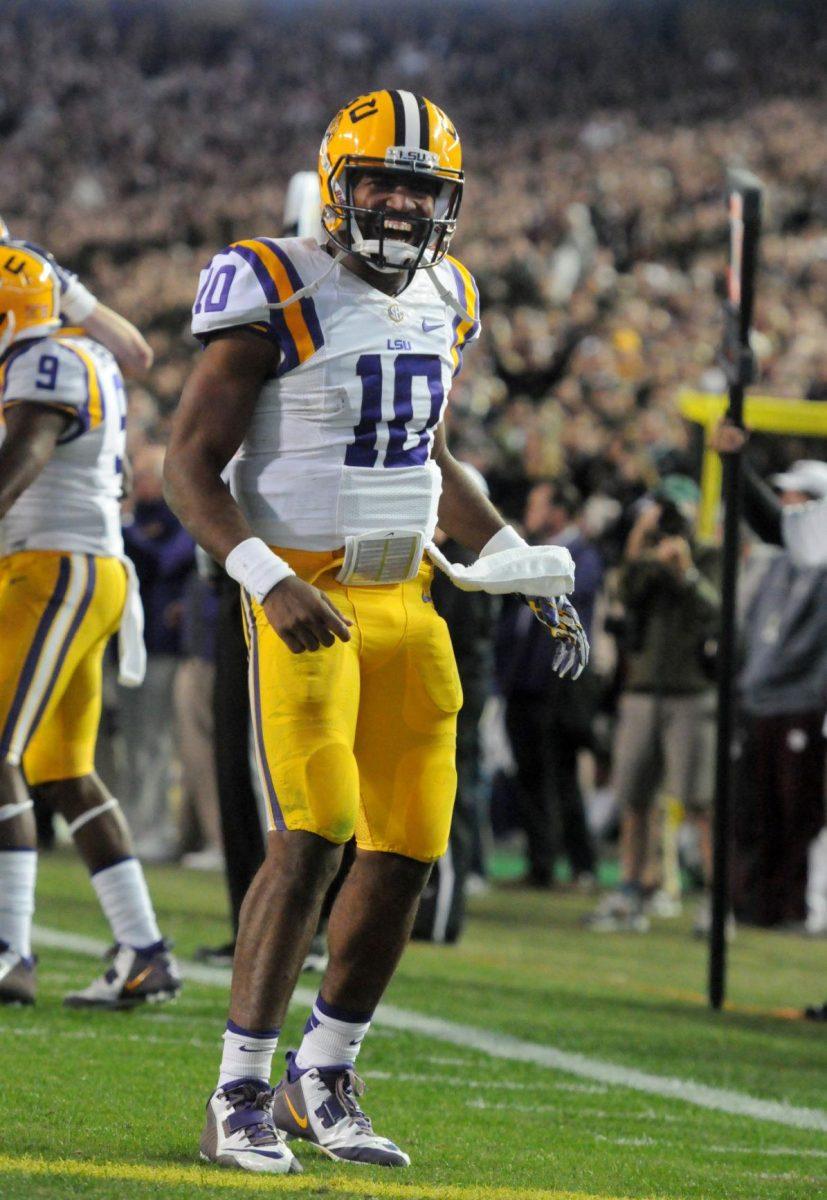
318, 89, 463, 272
0, 244, 61, 356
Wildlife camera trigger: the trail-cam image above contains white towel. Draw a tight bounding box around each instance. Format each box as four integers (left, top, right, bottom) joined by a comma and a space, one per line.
117, 556, 147, 687
426, 541, 575, 597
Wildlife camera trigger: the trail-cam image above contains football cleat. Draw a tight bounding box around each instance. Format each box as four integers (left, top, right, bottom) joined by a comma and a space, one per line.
583, 889, 650, 933
270, 1051, 410, 1167
0, 943, 36, 1006
63, 941, 181, 1010
200, 1079, 301, 1174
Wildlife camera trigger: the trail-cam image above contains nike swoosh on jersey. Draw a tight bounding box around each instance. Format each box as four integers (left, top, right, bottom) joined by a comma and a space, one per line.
285, 1094, 309, 1129
421, 319, 444, 333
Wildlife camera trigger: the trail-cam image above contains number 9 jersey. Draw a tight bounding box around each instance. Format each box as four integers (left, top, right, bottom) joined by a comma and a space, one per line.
0, 335, 127, 557
191, 236, 480, 551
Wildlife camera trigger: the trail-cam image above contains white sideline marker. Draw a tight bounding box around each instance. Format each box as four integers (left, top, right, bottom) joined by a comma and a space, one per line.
34, 925, 827, 1134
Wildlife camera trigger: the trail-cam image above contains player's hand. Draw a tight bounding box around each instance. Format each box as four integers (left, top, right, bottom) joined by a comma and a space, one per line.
262, 576, 352, 654
525, 595, 590, 680
654, 535, 693, 577
709, 419, 749, 456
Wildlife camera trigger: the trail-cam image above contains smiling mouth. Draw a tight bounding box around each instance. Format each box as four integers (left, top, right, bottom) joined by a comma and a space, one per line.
382, 217, 416, 241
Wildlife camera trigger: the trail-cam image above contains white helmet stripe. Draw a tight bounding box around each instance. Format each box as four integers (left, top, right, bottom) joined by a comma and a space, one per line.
398, 90, 424, 150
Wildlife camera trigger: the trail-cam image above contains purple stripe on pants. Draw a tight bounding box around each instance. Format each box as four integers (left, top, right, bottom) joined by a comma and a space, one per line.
0, 555, 71, 761
242, 591, 286, 830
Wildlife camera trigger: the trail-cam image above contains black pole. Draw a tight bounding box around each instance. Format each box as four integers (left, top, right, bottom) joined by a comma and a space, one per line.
709, 172, 762, 1010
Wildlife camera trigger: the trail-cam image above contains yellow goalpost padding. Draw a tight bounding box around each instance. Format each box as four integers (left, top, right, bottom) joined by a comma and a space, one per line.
678, 389, 827, 541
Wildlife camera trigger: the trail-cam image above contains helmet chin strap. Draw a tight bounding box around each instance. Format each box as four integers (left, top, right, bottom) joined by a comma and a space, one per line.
349, 220, 419, 273
265, 249, 347, 311
423, 261, 475, 325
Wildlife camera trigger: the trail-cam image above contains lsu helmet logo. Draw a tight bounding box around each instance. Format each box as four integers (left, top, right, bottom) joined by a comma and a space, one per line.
0, 246, 61, 356
318, 89, 463, 274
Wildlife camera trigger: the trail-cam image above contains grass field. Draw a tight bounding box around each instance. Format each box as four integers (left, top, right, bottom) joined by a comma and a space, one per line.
2, 851, 825, 1200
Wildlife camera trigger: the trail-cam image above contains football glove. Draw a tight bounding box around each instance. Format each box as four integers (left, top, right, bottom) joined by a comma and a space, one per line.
526, 596, 590, 680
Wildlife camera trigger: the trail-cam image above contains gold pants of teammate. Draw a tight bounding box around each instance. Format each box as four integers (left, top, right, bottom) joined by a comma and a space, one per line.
0, 550, 125, 784
243, 547, 462, 863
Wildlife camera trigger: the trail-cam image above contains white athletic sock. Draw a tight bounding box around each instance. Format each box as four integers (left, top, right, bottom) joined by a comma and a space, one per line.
294, 993, 373, 1071
0, 849, 37, 959
91, 857, 162, 951
218, 1020, 280, 1087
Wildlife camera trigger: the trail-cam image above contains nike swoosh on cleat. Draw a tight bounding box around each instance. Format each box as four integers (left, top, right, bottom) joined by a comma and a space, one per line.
421, 319, 444, 333
123, 966, 153, 992
284, 1094, 309, 1129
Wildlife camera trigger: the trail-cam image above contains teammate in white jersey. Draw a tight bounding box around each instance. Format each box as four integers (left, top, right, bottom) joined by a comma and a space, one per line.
0, 246, 180, 1009
0, 214, 154, 374
166, 90, 588, 1174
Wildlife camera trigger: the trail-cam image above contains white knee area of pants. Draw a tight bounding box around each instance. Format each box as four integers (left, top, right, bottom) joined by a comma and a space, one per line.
0, 800, 34, 823
66, 797, 120, 837
0, 849, 37, 958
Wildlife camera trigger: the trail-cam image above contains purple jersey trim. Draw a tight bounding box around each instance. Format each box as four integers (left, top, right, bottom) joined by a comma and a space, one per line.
228, 244, 298, 375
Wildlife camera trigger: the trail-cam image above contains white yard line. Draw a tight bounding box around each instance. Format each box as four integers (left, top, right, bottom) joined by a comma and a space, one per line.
34, 925, 827, 1134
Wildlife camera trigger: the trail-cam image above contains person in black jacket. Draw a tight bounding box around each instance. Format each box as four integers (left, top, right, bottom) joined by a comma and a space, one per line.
496, 481, 603, 888
711, 422, 827, 1019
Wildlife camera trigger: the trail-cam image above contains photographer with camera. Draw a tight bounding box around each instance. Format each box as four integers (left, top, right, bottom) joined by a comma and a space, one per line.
587, 476, 721, 932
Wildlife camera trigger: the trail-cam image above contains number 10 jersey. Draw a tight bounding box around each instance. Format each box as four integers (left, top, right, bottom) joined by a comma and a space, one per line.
191, 236, 480, 551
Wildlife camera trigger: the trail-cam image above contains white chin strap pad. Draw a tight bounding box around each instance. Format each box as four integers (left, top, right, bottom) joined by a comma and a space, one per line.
350, 225, 419, 269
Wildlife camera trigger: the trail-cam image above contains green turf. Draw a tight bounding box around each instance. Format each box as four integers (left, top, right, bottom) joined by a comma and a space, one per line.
1, 850, 825, 1200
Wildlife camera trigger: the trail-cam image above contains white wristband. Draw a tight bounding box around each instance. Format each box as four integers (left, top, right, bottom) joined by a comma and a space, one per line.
480, 525, 528, 558
225, 537, 295, 603
60, 278, 98, 324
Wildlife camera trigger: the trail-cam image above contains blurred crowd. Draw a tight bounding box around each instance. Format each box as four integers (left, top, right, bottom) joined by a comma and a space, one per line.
8, 0, 826, 938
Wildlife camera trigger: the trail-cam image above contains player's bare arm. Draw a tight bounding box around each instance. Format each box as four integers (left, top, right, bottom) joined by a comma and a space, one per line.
83, 302, 154, 374
164, 330, 351, 654
0, 403, 70, 517
432, 425, 505, 552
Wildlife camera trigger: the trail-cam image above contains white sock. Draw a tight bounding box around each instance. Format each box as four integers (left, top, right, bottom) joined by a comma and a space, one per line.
294, 994, 372, 1071
91, 857, 162, 951
218, 1020, 279, 1087
0, 849, 37, 959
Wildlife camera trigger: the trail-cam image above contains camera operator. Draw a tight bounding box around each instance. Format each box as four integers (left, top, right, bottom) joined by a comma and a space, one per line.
587, 476, 720, 932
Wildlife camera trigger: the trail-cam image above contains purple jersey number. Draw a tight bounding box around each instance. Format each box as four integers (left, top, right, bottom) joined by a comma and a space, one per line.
193, 264, 236, 315
345, 353, 443, 468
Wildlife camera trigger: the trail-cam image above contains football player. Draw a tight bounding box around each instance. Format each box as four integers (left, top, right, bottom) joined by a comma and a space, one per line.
0, 246, 180, 1009
0, 215, 153, 374
165, 89, 588, 1174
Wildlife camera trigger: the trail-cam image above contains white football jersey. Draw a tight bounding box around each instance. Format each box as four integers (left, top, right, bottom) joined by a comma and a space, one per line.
191, 236, 480, 550
0, 334, 126, 557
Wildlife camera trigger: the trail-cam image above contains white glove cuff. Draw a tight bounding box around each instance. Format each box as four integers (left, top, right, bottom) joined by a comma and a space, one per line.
480, 525, 527, 558
60, 279, 98, 324
225, 537, 295, 603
